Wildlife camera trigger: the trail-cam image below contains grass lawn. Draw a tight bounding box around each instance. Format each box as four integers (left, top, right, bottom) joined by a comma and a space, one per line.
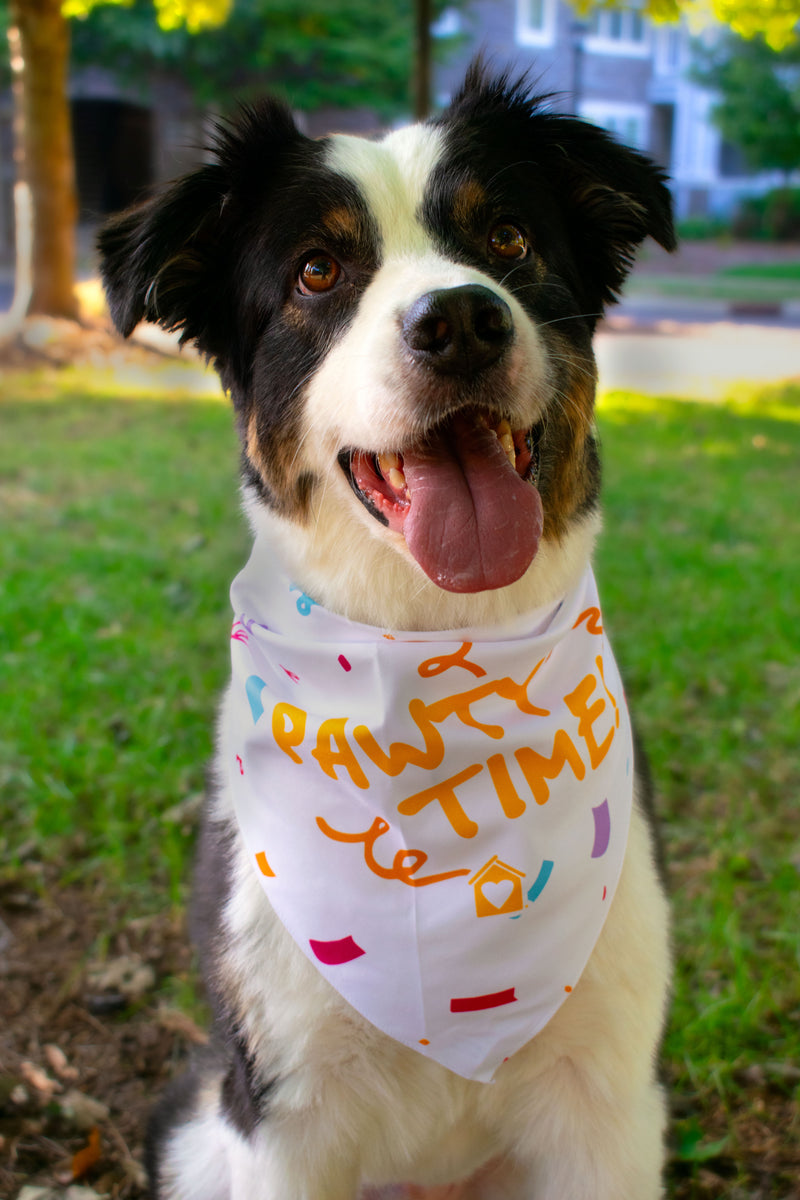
596, 383, 800, 1192
2, 364, 799, 1194
719, 262, 800, 281
625, 271, 800, 304
0, 365, 246, 896
626, 255, 800, 305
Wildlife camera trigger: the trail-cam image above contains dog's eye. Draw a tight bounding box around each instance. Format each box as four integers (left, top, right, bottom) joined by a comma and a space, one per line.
488, 223, 528, 261
298, 254, 341, 295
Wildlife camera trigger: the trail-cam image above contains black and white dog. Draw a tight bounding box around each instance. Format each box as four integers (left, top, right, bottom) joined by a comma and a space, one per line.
101, 63, 675, 1200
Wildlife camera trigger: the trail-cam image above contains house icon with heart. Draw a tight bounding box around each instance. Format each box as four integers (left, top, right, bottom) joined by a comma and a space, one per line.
469, 857, 526, 918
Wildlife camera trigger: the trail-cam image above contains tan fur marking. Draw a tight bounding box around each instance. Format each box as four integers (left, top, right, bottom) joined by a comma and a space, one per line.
246, 408, 315, 521
452, 179, 488, 229
322, 206, 363, 242
246, 409, 268, 481
537, 333, 598, 541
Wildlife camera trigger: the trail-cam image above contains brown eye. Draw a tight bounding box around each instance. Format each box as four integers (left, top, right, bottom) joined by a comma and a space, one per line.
298, 254, 341, 294
488, 223, 528, 261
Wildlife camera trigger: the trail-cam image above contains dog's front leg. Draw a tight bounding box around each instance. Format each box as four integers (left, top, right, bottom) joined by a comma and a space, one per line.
229, 1117, 361, 1200
520, 1075, 668, 1200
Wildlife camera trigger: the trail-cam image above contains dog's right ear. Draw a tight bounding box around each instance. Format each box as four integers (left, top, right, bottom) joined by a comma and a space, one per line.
98, 164, 230, 345
99, 96, 302, 355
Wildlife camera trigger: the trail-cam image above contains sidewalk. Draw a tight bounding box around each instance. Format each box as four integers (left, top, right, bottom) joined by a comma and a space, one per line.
609, 293, 800, 328
595, 318, 799, 398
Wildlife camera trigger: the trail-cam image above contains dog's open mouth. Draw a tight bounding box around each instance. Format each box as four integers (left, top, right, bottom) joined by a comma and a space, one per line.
339, 412, 544, 594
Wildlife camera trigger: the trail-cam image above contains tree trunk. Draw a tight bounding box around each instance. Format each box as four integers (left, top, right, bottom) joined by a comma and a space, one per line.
7, 0, 78, 320
413, 0, 432, 121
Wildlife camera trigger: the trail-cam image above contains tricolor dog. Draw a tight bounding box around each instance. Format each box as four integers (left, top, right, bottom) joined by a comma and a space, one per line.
100, 63, 675, 1200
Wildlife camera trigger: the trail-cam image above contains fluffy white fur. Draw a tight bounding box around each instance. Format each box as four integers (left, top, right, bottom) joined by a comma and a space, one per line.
153, 119, 671, 1200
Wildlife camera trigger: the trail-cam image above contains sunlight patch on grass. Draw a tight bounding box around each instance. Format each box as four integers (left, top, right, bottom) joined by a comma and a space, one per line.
2, 361, 224, 404
719, 261, 800, 281
624, 272, 800, 302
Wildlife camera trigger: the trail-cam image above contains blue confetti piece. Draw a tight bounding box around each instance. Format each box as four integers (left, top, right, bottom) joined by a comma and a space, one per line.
246, 675, 267, 723
527, 859, 554, 903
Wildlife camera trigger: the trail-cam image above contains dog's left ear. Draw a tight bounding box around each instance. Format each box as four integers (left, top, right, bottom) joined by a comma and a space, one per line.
98, 96, 303, 362
98, 163, 231, 348
540, 116, 676, 309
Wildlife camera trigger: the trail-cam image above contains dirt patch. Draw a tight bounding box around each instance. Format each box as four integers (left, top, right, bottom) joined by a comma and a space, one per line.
0, 866, 198, 1199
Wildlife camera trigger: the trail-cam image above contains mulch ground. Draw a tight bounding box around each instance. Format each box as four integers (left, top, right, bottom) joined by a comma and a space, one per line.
0, 315, 187, 372
0, 864, 198, 1200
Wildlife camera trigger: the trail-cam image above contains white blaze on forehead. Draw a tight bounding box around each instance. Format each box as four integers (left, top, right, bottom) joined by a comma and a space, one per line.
305, 121, 551, 459
325, 124, 444, 256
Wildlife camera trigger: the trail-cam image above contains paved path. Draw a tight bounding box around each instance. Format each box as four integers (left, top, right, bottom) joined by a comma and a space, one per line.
596, 315, 799, 398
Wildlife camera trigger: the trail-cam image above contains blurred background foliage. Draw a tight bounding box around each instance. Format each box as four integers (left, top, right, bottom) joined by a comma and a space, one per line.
693, 28, 800, 180
65, 0, 453, 115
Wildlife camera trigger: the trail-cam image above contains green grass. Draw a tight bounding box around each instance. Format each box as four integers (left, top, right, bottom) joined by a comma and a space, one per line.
718, 261, 800, 281
596, 385, 800, 1191
0, 365, 248, 898
2, 365, 799, 1190
625, 271, 800, 303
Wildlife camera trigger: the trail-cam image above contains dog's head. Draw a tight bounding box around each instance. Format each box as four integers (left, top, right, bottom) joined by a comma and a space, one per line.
100, 63, 674, 627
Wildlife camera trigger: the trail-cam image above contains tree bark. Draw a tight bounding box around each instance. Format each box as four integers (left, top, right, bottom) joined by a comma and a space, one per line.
7, 0, 78, 320
413, 0, 432, 121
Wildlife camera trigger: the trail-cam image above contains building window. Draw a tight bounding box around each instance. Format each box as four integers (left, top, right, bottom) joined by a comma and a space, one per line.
579, 102, 649, 151
431, 7, 463, 39
654, 24, 684, 75
515, 0, 556, 47
719, 140, 755, 179
585, 6, 650, 56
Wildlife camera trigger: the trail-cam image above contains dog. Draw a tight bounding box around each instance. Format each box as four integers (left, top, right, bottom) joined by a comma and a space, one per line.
100, 61, 675, 1200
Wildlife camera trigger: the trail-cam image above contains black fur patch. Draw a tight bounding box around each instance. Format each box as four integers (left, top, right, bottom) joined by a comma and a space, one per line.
189, 813, 280, 1139
144, 1059, 204, 1197
220, 1033, 276, 1138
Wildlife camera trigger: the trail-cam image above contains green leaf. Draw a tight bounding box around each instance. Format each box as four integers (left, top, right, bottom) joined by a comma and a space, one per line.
675, 1119, 730, 1163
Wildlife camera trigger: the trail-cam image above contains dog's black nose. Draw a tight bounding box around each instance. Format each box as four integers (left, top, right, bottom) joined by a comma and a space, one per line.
401, 285, 513, 376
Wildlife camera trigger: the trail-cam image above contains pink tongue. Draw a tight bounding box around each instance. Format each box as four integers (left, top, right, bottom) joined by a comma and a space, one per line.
402, 416, 543, 593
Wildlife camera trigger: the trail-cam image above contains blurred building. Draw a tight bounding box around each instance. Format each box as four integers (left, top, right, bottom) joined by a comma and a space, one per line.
434, 0, 789, 224
0, 1, 792, 263
0, 69, 206, 266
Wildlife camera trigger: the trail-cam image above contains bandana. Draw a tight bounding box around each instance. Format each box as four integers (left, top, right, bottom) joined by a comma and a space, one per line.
228, 534, 634, 1083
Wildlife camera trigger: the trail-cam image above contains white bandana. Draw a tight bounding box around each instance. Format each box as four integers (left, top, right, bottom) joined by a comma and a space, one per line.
228, 534, 634, 1083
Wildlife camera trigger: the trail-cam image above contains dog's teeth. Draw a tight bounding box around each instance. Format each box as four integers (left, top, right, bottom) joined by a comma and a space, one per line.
493, 419, 516, 467
388, 467, 407, 492
500, 434, 516, 466
378, 452, 401, 476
